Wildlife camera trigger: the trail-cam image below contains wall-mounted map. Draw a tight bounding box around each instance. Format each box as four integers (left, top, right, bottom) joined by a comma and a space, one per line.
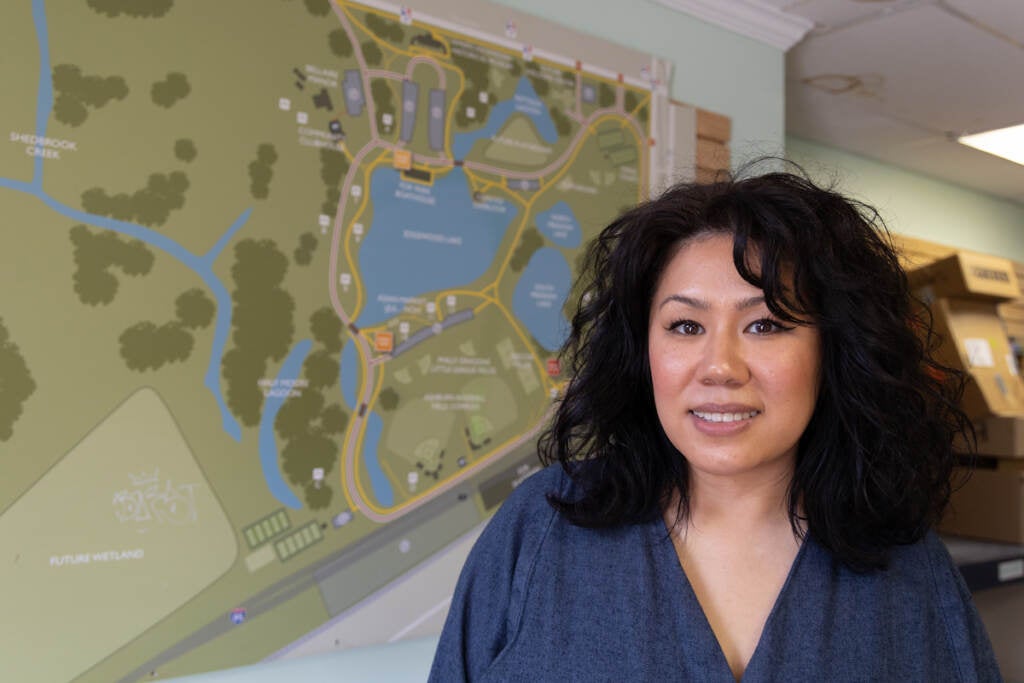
0, 0, 686, 680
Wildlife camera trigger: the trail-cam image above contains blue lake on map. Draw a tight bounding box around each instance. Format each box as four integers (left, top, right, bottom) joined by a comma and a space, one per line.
451, 76, 558, 160
356, 166, 517, 327
512, 247, 572, 352
535, 201, 582, 248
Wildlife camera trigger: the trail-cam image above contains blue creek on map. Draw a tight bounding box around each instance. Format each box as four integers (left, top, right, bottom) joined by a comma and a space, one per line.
5, 0, 247, 445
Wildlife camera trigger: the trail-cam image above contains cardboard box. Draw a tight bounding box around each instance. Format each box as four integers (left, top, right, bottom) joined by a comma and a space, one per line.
910, 251, 1021, 302
999, 299, 1024, 340
929, 298, 1024, 419
941, 460, 1024, 544
974, 416, 1024, 458
696, 107, 731, 144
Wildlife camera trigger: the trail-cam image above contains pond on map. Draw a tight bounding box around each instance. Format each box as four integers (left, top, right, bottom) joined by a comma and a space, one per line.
512, 246, 572, 352
535, 201, 582, 249
451, 75, 558, 160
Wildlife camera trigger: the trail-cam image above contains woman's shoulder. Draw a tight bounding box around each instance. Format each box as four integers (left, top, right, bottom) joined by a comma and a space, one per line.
886, 530, 965, 589
893, 532, 1001, 678
829, 530, 969, 602
467, 460, 610, 581
481, 462, 573, 536
511, 461, 572, 501
781, 532, 1000, 679
799, 530, 977, 632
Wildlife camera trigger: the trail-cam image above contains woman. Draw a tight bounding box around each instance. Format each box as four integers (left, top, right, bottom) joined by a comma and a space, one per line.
429, 167, 1001, 681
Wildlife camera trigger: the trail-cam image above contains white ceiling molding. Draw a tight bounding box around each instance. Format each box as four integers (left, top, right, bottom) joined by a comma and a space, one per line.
651, 0, 814, 51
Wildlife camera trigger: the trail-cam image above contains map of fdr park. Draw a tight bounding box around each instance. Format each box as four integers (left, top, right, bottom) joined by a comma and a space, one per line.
0, 1, 677, 680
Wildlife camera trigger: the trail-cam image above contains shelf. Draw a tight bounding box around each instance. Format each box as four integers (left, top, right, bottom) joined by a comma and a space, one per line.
943, 535, 1024, 592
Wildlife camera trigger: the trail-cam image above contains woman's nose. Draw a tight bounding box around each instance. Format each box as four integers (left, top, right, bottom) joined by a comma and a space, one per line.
698, 331, 749, 386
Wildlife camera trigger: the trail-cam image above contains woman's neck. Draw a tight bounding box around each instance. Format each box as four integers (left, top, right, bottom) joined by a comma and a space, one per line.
666, 463, 799, 538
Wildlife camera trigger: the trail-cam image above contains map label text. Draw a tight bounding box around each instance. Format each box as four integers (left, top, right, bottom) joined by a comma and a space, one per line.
49, 549, 145, 567
10, 131, 78, 160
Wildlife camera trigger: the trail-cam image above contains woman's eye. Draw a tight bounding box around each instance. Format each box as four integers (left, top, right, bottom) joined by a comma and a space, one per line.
748, 318, 781, 335
670, 320, 703, 335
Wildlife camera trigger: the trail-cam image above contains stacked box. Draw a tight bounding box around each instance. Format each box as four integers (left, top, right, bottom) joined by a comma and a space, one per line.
941, 459, 1024, 544
909, 251, 1024, 542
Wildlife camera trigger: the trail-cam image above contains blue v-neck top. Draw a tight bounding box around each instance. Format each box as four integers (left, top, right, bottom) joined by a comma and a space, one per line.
429, 465, 1001, 682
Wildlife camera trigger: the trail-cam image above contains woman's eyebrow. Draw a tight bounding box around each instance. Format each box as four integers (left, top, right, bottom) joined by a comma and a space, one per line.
658, 294, 707, 310
657, 294, 766, 311
737, 295, 766, 311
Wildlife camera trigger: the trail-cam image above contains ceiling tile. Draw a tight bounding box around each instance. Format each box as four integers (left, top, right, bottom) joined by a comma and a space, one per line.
779, 0, 1024, 204
946, 0, 1024, 46
786, 81, 936, 148
788, 4, 1024, 134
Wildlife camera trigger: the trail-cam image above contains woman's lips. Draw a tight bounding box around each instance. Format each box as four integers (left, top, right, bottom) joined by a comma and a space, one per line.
690, 409, 760, 423
688, 406, 760, 434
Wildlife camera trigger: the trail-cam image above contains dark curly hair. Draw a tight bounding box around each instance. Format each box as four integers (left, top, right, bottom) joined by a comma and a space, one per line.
538, 161, 970, 571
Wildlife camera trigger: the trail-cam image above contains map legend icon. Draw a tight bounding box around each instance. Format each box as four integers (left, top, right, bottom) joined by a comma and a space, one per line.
375, 331, 394, 353
393, 148, 412, 170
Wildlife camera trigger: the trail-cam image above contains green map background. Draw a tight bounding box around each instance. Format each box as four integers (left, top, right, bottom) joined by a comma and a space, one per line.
0, 1, 682, 680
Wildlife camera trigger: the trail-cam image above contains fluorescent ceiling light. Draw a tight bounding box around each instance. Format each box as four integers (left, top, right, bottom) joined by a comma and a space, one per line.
958, 123, 1024, 167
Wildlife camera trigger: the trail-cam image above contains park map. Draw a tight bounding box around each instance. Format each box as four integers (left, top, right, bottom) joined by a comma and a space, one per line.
0, 0, 670, 680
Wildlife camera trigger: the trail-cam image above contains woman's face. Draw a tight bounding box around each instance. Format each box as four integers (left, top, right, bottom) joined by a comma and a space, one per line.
647, 233, 821, 482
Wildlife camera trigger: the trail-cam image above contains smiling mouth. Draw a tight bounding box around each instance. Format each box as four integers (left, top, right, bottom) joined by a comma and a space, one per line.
689, 410, 761, 423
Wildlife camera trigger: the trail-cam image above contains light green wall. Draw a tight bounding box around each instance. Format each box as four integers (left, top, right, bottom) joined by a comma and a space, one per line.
492, 0, 786, 162
788, 136, 1024, 262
